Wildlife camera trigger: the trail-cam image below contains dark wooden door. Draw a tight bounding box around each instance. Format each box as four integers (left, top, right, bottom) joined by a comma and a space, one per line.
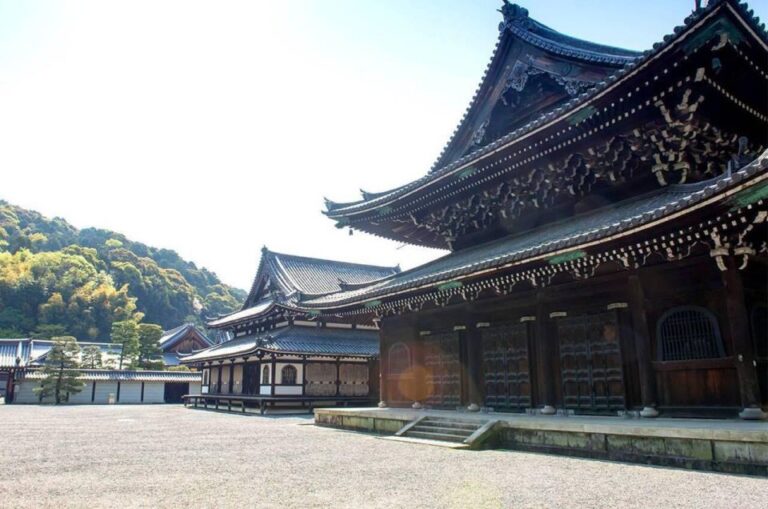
424, 332, 462, 408
481, 323, 531, 412
242, 364, 259, 395
557, 311, 626, 413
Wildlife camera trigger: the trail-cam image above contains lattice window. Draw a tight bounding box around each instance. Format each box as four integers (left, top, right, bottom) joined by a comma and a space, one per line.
388, 343, 410, 375
281, 365, 297, 385
262, 365, 270, 384
657, 306, 725, 361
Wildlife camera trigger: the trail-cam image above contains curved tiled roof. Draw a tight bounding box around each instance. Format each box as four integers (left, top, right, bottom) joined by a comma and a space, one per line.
324, 0, 767, 220
22, 369, 201, 383
160, 323, 214, 349
181, 325, 378, 363
305, 150, 768, 308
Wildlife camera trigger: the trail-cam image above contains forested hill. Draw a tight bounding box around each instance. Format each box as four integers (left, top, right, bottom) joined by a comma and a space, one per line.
0, 199, 246, 339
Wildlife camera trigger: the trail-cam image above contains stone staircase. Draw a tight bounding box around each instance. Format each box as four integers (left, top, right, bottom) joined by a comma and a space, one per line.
383, 416, 499, 449
403, 417, 481, 443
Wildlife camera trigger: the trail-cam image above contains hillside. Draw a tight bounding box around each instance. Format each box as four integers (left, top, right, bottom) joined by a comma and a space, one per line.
0, 199, 246, 339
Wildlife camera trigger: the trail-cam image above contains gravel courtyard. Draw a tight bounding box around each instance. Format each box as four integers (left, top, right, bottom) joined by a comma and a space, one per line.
0, 405, 765, 508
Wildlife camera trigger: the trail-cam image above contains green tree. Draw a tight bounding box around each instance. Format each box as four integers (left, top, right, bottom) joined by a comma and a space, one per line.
31, 323, 70, 339
34, 336, 84, 404
81, 344, 103, 369
111, 320, 139, 369
137, 323, 163, 369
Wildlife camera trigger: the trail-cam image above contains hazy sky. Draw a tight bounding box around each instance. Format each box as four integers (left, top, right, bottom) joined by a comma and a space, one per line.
2, 1, 765, 291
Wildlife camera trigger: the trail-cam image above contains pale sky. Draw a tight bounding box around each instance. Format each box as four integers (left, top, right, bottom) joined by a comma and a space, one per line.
2, 1, 765, 291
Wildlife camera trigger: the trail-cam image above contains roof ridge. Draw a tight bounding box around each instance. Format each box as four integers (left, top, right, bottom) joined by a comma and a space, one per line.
322, 0, 767, 222
266, 248, 400, 272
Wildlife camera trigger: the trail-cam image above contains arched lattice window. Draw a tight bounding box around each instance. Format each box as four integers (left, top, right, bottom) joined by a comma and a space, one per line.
657, 306, 725, 361
389, 343, 411, 374
262, 365, 270, 384
281, 365, 297, 385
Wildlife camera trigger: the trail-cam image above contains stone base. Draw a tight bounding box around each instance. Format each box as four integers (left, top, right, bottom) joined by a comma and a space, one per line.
412, 401, 423, 410
540, 405, 556, 415
640, 406, 660, 418
377, 401, 388, 408
739, 407, 768, 420
314, 407, 768, 475
467, 403, 480, 412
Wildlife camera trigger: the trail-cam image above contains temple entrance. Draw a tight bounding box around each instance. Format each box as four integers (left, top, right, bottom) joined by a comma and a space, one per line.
556, 311, 626, 413
242, 363, 260, 395
480, 323, 532, 412
423, 331, 462, 408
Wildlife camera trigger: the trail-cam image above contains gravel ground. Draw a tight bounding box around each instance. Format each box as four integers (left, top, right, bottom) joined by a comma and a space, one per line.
0, 405, 765, 509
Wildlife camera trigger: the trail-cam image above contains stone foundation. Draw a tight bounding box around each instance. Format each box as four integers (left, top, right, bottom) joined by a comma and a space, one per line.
314, 408, 768, 476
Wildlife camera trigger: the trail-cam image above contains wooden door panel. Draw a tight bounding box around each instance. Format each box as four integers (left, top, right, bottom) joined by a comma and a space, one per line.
481, 323, 531, 411
424, 332, 461, 408
557, 311, 626, 413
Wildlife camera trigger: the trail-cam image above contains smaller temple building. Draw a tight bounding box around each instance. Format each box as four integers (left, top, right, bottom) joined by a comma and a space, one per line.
159, 323, 214, 366
181, 248, 397, 410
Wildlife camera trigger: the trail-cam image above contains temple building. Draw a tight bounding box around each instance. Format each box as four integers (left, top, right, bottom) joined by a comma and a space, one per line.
159, 323, 215, 366
180, 248, 398, 411
305, 0, 767, 420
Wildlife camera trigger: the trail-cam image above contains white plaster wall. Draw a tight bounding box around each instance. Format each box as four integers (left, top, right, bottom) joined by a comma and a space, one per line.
68, 382, 94, 404
94, 382, 119, 403
143, 382, 165, 403
14, 381, 48, 403
259, 385, 271, 395
188, 381, 202, 396
275, 385, 302, 396
119, 383, 142, 403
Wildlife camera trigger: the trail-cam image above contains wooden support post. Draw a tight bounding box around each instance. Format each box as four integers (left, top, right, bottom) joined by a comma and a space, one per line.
465, 324, 483, 411
216, 362, 223, 394
536, 294, 556, 414
228, 362, 234, 394
377, 327, 389, 407
270, 356, 276, 396
627, 274, 659, 417
722, 257, 766, 420
335, 357, 341, 397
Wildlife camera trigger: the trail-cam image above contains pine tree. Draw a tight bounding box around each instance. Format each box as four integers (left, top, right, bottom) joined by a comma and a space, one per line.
81, 345, 103, 369
34, 336, 84, 404
137, 323, 163, 369
111, 320, 140, 369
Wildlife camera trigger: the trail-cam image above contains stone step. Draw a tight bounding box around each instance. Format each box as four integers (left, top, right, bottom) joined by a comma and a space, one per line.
406, 430, 469, 443
411, 424, 475, 437
378, 436, 470, 450
418, 420, 479, 431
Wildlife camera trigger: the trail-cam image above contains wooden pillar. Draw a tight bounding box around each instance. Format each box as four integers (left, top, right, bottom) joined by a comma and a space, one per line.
216, 362, 223, 394
721, 257, 766, 419
536, 293, 556, 414
627, 274, 659, 417
377, 326, 389, 407
465, 323, 483, 411
335, 357, 341, 397
270, 355, 276, 396
368, 357, 379, 399
228, 361, 234, 394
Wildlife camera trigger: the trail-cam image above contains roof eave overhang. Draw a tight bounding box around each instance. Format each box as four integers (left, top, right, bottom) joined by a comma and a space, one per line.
323, 1, 764, 226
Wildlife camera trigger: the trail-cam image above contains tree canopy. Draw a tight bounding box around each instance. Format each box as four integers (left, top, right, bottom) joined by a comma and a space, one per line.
34, 336, 85, 404
0, 200, 245, 339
